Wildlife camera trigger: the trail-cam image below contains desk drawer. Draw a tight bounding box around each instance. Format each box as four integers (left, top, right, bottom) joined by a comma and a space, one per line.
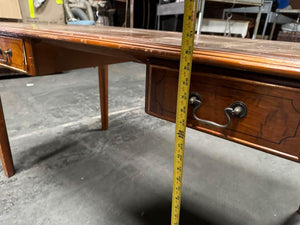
146, 61, 300, 162
0, 36, 27, 72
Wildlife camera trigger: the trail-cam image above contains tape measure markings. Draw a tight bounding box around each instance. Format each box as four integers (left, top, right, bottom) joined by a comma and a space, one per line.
171, 1, 198, 225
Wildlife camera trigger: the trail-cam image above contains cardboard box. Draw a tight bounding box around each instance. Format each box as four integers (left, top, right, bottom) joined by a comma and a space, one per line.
0, 0, 22, 20
290, 0, 300, 9
18, 0, 65, 24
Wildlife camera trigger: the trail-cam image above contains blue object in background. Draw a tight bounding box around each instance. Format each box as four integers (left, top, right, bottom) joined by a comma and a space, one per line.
67, 20, 95, 25
277, 0, 289, 9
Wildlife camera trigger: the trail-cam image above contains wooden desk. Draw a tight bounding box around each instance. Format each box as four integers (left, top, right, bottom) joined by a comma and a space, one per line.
0, 23, 299, 213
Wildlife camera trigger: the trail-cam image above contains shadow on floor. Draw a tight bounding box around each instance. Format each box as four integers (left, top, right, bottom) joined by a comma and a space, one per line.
9, 113, 299, 225
129, 199, 213, 225
283, 212, 300, 225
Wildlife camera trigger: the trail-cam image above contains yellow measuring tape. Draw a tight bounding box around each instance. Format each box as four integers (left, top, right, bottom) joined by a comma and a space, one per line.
28, 0, 35, 18
171, 0, 198, 225
28, 0, 64, 19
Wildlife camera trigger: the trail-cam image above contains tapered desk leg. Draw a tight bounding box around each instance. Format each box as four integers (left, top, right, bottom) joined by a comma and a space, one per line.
98, 65, 108, 130
0, 97, 15, 177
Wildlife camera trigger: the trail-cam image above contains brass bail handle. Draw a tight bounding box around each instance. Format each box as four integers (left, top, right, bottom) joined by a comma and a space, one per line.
4, 49, 12, 60
0, 48, 12, 63
189, 92, 248, 128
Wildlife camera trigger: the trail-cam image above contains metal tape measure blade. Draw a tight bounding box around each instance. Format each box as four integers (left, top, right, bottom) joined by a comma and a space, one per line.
171, 0, 198, 225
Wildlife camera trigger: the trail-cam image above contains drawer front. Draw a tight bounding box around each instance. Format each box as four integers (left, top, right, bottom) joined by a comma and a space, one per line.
146, 62, 300, 162
0, 36, 27, 72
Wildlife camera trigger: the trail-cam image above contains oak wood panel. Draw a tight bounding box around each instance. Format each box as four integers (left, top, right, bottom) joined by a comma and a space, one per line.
1, 23, 300, 79
0, 35, 26, 72
146, 60, 300, 162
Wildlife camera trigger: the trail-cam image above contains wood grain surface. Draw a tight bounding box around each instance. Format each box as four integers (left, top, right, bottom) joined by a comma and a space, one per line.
0, 35, 26, 72
146, 60, 300, 162
1, 22, 300, 79
1, 22, 300, 175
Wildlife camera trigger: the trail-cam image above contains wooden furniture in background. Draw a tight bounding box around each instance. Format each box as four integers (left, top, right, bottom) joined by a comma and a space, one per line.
277, 30, 300, 42
0, 0, 22, 20
270, 9, 300, 40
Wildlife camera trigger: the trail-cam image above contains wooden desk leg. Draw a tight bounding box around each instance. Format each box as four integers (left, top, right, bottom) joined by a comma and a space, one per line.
297, 205, 300, 215
0, 97, 15, 177
98, 65, 108, 130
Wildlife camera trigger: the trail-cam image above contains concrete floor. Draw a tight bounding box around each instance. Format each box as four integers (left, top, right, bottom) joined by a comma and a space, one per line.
0, 62, 299, 225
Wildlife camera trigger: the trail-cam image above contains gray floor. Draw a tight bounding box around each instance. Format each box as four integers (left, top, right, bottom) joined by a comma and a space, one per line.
0, 63, 299, 225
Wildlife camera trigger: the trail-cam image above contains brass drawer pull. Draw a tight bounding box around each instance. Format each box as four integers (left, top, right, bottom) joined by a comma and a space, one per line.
0, 48, 12, 63
4, 49, 12, 57
189, 92, 248, 128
